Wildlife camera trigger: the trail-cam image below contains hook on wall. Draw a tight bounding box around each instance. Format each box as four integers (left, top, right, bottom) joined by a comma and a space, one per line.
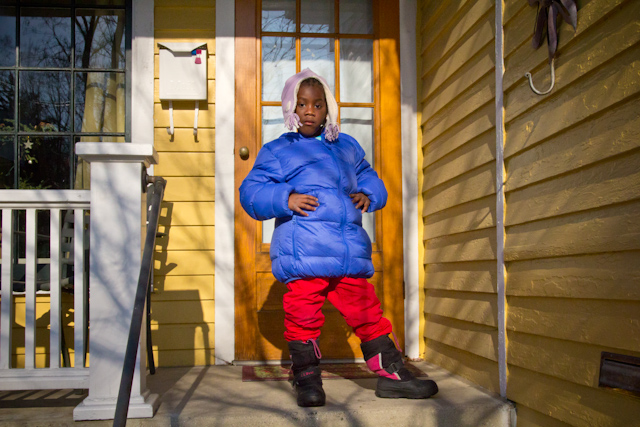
525, 58, 555, 96
525, 0, 577, 95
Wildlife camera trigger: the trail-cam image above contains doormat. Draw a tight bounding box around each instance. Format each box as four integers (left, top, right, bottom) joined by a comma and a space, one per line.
242, 363, 427, 382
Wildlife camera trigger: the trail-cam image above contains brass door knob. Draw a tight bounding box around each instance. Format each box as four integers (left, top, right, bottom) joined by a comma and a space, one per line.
239, 146, 250, 160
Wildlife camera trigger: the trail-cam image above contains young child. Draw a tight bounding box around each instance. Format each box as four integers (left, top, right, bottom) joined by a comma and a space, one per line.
240, 69, 438, 407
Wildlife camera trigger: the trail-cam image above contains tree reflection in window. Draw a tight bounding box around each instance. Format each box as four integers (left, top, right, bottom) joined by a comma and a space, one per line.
0, 1, 129, 190
20, 71, 71, 133
20, 8, 72, 68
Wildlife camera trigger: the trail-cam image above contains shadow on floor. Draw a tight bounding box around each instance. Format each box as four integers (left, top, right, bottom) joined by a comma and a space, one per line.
0, 388, 87, 408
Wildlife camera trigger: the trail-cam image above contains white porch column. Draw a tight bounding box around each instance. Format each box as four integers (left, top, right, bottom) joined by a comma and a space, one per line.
73, 142, 159, 421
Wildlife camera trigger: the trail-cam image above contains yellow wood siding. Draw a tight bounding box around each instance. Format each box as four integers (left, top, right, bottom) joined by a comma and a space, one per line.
152, 0, 216, 367
420, 0, 640, 423
503, 0, 640, 424
418, 0, 500, 393
10, 295, 78, 368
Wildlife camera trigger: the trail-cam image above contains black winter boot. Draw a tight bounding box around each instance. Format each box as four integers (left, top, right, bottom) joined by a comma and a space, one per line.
361, 335, 438, 399
288, 340, 326, 407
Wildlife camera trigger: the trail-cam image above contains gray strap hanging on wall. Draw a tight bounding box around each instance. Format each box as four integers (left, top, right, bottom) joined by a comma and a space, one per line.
525, 0, 578, 95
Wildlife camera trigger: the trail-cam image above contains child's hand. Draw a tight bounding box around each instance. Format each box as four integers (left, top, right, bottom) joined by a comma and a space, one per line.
350, 192, 370, 213
289, 193, 319, 216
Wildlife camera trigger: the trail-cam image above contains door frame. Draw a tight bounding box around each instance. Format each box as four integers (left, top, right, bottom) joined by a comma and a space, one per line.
213, 0, 238, 365
398, 0, 421, 359
212, 0, 422, 364
231, 0, 405, 362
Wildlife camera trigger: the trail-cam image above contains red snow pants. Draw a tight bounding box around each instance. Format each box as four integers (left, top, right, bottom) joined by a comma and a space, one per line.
283, 277, 393, 343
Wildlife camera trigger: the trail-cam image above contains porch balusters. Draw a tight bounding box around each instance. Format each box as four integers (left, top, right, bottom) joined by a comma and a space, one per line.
0, 191, 90, 389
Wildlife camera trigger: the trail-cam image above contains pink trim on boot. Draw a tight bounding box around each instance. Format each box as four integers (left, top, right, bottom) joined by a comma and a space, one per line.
365, 354, 401, 380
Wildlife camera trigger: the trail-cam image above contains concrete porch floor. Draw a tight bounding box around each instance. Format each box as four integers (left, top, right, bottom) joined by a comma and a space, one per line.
0, 361, 515, 426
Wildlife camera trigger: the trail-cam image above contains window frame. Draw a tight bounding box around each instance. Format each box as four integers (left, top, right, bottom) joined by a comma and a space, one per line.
0, 0, 132, 189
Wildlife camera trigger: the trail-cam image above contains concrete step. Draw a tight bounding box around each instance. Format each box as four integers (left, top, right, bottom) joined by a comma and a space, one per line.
0, 361, 515, 426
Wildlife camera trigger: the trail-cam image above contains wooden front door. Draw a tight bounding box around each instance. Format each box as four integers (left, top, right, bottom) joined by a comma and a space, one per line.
234, 0, 402, 361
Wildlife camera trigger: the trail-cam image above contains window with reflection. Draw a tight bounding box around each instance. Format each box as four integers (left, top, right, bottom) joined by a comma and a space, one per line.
0, 0, 129, 190
260, 0, 376, 244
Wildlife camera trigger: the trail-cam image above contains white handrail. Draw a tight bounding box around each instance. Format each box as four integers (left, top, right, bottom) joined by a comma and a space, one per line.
0, 190, 90, 209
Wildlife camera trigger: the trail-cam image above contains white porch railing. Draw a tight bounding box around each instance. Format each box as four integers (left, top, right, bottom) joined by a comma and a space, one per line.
0, 190, 90, 390
0, 143, 159, 421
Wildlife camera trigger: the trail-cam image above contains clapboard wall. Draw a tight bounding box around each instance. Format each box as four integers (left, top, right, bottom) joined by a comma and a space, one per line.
418, 0, 501, 393
419, 0, 640, 425
152, 0, 216, 367
503, 0, 640, 425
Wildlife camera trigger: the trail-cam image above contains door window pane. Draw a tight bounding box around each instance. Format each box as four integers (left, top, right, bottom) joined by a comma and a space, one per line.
0, 136, 14, 189
301, 38, 335, 93
0, 8, 16, 67
20, 8, 71, 68
262, 106, 287, 145
0, 71, 15, 132
19, 136, 71, 189
263, 217, 275, 244
261, 106, 287, 244
340, 107, 373, 164
301, 0, 334, 33
339, 39, 373, 103
341, 107, 375, 241
340, 0, 374, 34
262, 37, 296, 102
75, 72, 125, 133
75, 9, 126, 69
262, 0, 296, 33
20, 71, 71, 132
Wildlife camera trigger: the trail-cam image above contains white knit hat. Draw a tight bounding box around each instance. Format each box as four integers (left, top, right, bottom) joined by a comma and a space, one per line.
281, 68, 339, 141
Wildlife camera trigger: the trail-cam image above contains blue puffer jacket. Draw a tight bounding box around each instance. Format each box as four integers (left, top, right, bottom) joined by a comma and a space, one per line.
240, 132, 387, 284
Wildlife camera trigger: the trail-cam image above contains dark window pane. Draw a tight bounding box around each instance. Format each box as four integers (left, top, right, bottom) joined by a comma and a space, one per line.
0, 8, 16, 67
19, 136, 71, 189
77, 0, 125, 6
262, 0, 296, 32
20, 8, 71, 68
0, 71, 15, 132
37, 210, 51, 259
75, 9, 126, 69
0, 136, 15, 189
19, 71, 71, 132
75, 72, 125, 133
23, 1, 70, 5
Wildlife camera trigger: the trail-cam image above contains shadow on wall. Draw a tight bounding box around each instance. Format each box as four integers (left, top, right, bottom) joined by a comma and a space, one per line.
7, 292, 79, 368
154, 200, 176, 281
152, 200, 215, 367
150, 289, 212, 367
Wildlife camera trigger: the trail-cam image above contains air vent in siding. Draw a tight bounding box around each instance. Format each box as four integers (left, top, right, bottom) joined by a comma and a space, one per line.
599, 352, 640, 396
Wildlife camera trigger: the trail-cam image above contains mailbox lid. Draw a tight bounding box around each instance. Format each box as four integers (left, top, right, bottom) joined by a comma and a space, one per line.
158, 42, 207, 100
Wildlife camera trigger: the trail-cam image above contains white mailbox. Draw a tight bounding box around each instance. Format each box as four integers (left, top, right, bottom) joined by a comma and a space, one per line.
157, 42, 207, 135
